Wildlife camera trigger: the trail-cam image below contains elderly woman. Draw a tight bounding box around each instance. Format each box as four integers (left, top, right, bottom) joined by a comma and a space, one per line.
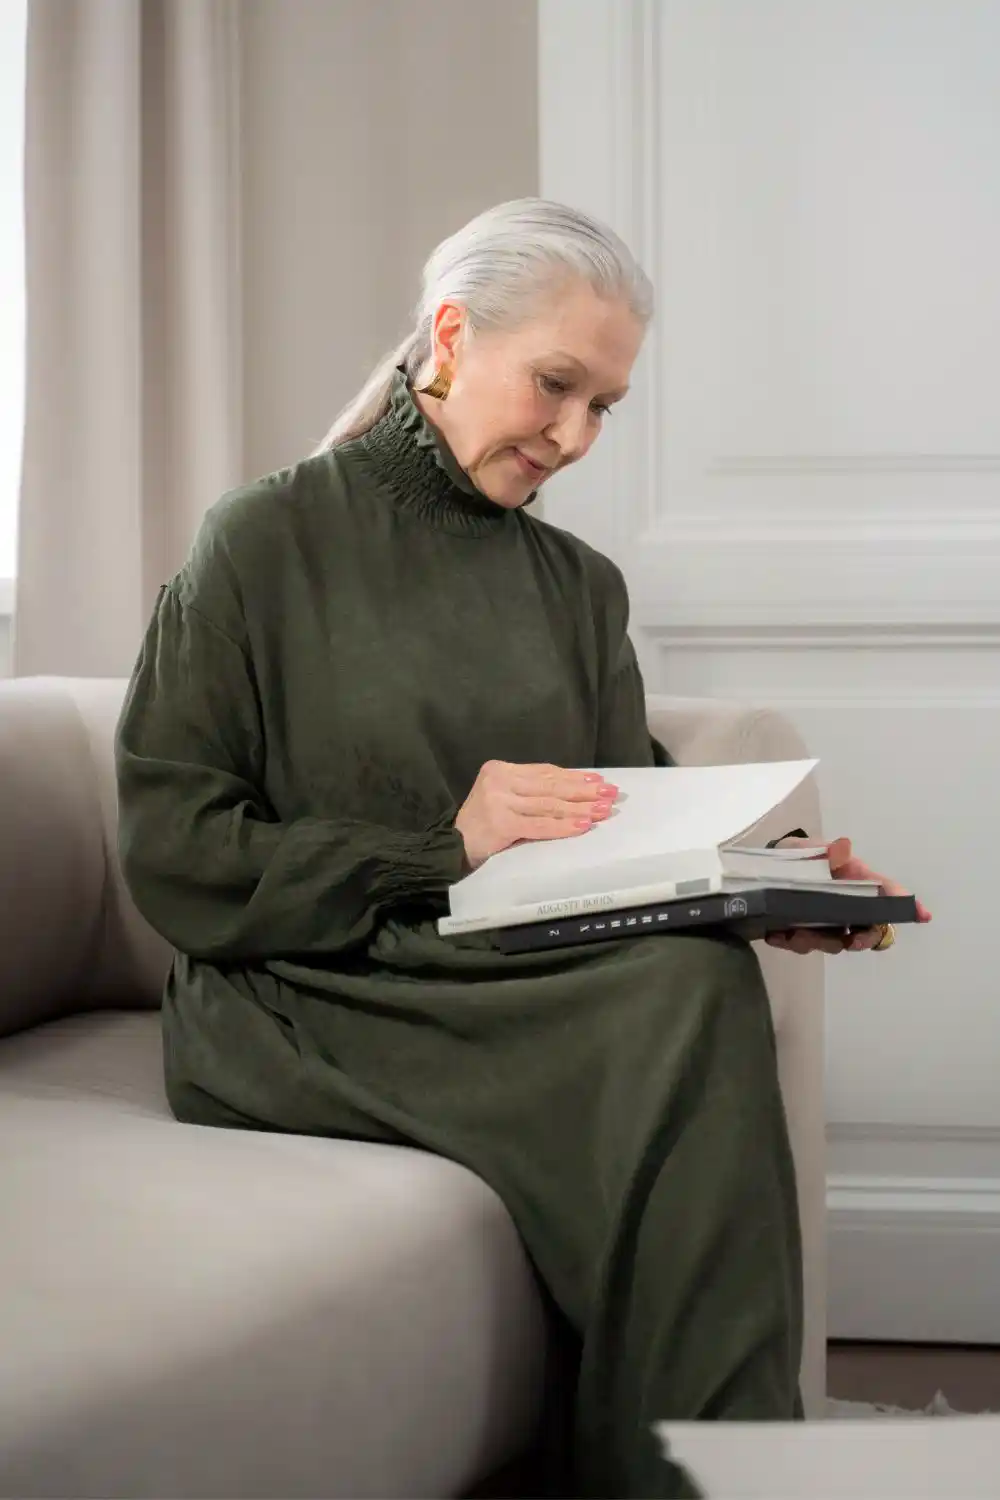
115, 199, 928, 1498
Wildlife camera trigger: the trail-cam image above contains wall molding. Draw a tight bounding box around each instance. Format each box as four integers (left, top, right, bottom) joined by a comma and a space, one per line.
827, 1175, 1000, 1342
653, 516, 1000, 540
709, 454, 1000, 477
828, 1119, 1000, 1183
538, 0, 664, 555
829, 1121, 1000, 1144
830, 1175, 1000, 1231
827, 1120, 1000, 1340
626, 531, 1000, 628
609, 0, 663, 537
649, 622, 1000, 651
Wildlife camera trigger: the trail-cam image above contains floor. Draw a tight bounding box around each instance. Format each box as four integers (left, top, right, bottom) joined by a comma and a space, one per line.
827, 1342, 1000, 1413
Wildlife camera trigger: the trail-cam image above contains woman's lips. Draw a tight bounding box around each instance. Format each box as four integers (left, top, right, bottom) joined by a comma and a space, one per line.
512, 449, 549, 480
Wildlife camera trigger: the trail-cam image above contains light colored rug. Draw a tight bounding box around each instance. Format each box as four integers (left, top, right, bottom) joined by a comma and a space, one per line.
827, 1391, 990, 1418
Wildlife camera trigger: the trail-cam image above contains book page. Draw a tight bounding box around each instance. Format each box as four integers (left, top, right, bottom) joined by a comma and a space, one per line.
449, 759, 818, 919
728, 844, 829, 859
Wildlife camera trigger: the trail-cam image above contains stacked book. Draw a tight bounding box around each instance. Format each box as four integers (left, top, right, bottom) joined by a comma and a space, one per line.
437, 760, 916, 953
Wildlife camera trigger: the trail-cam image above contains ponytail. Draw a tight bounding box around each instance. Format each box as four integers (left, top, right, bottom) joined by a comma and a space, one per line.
313, 328, 425, 452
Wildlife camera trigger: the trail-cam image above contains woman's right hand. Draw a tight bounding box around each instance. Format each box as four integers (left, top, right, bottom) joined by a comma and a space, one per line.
455, 761, 619, 869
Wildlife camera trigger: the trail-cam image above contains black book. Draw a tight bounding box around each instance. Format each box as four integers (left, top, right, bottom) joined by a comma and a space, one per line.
495, 886, 920, 955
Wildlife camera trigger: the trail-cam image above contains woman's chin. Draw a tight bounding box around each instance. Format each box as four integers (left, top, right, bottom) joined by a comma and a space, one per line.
472, 450, 546, 508
478, 479, 535, 509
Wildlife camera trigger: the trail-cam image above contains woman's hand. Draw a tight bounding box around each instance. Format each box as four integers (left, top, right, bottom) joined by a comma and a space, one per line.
455, 761, 617, 869
765, 835, 932, 955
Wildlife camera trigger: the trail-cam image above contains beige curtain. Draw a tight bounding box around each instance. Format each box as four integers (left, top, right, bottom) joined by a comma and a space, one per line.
14, 0, 244, 677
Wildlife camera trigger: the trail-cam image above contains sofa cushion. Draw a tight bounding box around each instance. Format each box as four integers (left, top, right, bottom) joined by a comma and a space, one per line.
0, 1012, 546, 1498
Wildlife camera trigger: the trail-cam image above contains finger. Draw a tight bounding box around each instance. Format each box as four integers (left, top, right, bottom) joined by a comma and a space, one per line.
779, 840, 851, 864
825, 836, 853, 873
835, 863, 932, 920
518, 816, 596, 843
797, 930, 845, 954
803, 931, 849, 955
483, 761, 594, 793
868, 870, 906, 897
507, 794, 611, 822
766, 929, 844, 955
498, 762, 571, 777
834, 859, 887, 887
826, 845, 930, 912
509, 773, 618, 805
504, 762, 602, 785
872, 883, 932, 920
766, 931, 822, 954
868, 875, 931, 920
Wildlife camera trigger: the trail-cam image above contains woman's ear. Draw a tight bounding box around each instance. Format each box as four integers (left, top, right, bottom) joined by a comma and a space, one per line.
431, 300, 465, 373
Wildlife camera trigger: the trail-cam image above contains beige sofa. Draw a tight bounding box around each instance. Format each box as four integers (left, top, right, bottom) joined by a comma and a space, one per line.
0, 677, 825, 1499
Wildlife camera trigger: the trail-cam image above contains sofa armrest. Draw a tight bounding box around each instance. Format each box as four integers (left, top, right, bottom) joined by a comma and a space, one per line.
0, 678, 113, 1038
0, 677, 169, 1040
646, 694, 827, 1416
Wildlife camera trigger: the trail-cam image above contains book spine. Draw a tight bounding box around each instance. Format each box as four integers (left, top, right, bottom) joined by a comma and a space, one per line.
496, 886, 776, 953
438, 873, 727, 937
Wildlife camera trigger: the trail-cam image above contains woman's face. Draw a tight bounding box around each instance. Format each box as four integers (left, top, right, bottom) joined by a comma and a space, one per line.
417, 279, 644, 508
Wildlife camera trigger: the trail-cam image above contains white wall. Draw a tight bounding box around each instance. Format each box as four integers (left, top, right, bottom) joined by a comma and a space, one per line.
0, 616, 10, 677
540, 0, 1000, 1340
240, 0, 538, 480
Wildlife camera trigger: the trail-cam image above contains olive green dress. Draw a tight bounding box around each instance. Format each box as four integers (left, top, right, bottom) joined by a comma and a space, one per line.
115, 370, 802, 1498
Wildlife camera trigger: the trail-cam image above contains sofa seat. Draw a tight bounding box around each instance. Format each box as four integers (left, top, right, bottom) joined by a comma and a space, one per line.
0, 1011, 547, 1499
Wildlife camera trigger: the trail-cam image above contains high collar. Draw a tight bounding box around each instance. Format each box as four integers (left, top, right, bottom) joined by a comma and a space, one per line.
355, 367, 518, 538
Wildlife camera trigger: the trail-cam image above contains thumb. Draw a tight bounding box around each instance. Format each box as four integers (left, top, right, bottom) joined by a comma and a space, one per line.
826, 835, 853, 872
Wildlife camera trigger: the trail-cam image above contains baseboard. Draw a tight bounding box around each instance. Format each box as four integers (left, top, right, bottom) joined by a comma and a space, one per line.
827, 1125, 1000, 1342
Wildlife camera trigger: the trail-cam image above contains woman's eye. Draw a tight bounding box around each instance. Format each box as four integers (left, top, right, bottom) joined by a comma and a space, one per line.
540, 374, 612, 417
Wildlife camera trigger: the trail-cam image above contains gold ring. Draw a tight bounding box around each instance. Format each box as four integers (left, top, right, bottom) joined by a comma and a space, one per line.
873, 922, 896, 952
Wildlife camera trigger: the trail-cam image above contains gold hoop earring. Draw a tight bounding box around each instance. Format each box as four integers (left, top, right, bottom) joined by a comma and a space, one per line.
420, 366, 452, 400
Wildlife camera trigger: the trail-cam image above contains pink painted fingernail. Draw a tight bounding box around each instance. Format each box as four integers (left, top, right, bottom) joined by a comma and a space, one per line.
575, 818, 593, 829
583, 774, 604, 783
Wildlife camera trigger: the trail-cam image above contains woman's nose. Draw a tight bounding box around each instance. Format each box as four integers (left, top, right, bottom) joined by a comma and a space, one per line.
547, 404, 591, 464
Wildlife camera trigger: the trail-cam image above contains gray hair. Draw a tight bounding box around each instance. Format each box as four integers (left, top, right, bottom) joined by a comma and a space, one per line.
314, 197, 653, 451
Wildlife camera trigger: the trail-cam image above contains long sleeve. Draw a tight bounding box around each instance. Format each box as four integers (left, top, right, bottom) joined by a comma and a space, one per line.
116, 585, 467, 963
590, 554, 672, 768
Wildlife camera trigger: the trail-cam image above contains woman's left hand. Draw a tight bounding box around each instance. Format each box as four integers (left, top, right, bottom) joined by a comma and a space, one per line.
764, 836, 933, 956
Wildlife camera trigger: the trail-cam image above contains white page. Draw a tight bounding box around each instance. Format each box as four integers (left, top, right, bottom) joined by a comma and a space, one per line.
728, 844, 829, 859
449, 759, 817, 918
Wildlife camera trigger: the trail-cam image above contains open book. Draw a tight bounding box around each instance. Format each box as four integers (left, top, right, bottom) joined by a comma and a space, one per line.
438, 759, 879, 937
